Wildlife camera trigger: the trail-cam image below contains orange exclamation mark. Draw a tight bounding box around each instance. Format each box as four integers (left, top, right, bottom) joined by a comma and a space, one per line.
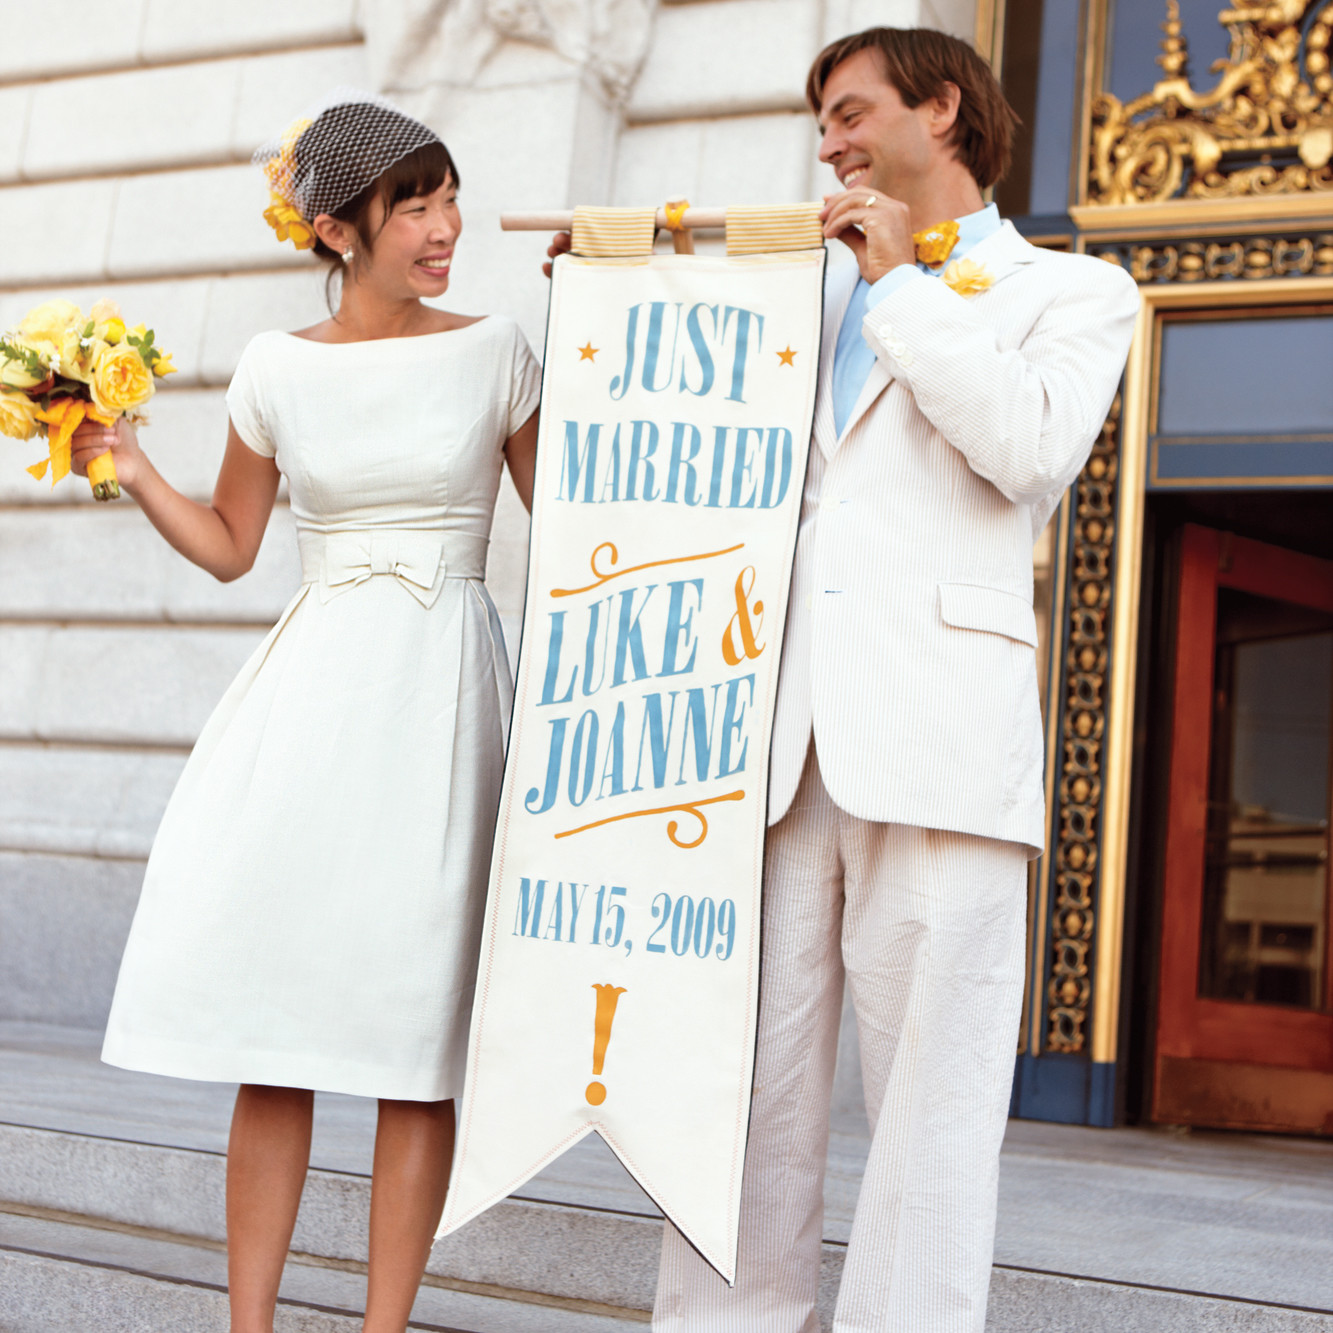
585, 983, 627, 1106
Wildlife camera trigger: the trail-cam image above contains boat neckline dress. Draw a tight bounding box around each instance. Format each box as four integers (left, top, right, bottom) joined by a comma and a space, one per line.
101, 315, 541, 1101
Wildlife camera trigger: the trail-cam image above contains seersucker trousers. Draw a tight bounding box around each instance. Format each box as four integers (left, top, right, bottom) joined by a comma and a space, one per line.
652, 745, 1029, 1333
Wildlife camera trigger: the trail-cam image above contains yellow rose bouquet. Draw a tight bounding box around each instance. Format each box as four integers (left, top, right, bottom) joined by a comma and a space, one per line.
0, 298, 176, 500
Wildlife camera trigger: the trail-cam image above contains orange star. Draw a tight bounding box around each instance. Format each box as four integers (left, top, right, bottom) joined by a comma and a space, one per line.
578, 341, 598, 362
777, 346, 797, 366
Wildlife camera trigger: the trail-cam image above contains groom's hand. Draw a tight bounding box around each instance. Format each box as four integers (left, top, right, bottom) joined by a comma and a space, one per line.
542, 231, 572, 279
821, 190, 915, 285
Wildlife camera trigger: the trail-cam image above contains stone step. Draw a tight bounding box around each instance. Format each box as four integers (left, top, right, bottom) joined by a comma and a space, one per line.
4, 1023, 1333, 1330
0, 1208, 647, 1332
0, 1120, 672, 1315
8, 1119, 1333, 1333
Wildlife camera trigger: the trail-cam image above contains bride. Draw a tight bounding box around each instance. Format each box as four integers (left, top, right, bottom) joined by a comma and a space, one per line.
71, 90, 540, 1333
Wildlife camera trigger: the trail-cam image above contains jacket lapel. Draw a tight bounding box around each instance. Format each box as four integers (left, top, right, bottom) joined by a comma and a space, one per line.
955, 219, 1042, 287
812, 258, 860, 459
835, 357, 891, 452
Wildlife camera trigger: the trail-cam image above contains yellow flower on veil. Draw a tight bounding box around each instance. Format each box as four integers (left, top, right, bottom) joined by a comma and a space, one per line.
261, 115, 317, 251
263, 192, 317, 250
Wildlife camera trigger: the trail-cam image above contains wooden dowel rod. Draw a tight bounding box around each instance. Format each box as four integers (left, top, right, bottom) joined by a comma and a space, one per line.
500, 208, 729, 231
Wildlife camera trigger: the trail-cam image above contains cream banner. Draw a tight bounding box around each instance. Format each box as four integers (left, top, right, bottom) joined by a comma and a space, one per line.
439, 248, 826, 1278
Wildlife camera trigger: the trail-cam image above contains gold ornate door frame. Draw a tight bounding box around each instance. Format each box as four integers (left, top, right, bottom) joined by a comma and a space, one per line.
1005, 0, 1333, 1126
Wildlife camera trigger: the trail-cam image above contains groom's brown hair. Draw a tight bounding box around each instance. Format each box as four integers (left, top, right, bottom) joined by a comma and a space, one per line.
806, 27, 1018, 191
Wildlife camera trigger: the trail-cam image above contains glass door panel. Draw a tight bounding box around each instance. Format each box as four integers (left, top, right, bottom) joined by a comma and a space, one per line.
1154, 526, 1333, 1134
1200, 615, 1331, 1011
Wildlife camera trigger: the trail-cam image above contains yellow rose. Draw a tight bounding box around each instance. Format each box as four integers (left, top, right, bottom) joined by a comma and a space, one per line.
940, 258, 995, 298
0, 388, 41, 441
90, 342, 154, 416
152, 350, 177, 377
19, 299, 84, 348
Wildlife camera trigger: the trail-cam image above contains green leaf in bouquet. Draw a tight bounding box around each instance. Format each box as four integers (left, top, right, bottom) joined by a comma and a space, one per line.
0, 338, 45, 374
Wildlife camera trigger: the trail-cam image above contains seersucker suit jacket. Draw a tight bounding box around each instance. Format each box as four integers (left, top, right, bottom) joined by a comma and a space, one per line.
767, 220, 1140, 854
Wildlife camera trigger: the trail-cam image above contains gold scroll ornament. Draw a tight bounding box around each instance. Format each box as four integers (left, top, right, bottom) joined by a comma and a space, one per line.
1089, 0, 1333, 205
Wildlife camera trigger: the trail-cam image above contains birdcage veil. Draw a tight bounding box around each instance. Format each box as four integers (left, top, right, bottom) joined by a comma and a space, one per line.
254, 87, 445, 224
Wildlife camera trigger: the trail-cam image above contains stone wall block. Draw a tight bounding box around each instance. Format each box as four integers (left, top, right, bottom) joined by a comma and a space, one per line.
617, 112, 819, 210
230, 44, 373, 154
425, 80, 591, 212
0, 625, 265, 748
468, 38, 583, 90
0, 179, 118, 286
628, 0, 820, 121
0, 852, 143, 1027
820, 0, 925, 43
612, 120, 705, 206
0, 505, 301, 623
567, 74, 626, 207
107, 164, 304, 279
140, 0, 361, 64
698, 112, 816, 203
0, 743, 186, 859
21, 44, 368, 183
0, 86, 33, 184
0, 4, 149, 83
24, 63, 244, 179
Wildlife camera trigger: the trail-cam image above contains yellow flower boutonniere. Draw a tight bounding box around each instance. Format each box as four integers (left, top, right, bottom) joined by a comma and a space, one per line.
940, 257, 994, 298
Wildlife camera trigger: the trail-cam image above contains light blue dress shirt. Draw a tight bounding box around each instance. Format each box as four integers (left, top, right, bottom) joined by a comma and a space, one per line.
831, 202, 1001, 436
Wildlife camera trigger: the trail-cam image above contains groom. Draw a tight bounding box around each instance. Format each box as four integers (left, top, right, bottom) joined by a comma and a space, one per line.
650, 26, 1140, 1333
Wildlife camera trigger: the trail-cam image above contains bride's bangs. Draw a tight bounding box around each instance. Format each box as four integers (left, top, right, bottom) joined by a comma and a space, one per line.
379, 140, 460, 213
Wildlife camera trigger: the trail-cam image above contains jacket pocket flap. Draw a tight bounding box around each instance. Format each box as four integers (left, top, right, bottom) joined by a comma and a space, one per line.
938, 583, 1038, 648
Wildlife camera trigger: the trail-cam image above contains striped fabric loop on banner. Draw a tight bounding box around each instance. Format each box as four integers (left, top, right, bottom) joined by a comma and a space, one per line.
571, 206, 658, 257
725, 203, 824, 256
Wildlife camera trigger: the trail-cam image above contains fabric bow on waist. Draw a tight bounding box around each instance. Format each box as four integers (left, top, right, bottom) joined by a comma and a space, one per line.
314, 532, 447, 608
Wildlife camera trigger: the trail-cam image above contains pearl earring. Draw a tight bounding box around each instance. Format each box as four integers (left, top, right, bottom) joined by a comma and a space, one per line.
341, 248, 354, 264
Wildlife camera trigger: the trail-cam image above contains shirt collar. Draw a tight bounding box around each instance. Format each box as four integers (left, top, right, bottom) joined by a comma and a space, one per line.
948, 202, 1001, 261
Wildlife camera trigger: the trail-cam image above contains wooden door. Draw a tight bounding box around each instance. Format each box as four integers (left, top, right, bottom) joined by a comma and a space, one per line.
1155, 524, 1333, 1134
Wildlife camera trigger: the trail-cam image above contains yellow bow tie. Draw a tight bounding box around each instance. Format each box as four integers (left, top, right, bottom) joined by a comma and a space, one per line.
913, 220, 960, 267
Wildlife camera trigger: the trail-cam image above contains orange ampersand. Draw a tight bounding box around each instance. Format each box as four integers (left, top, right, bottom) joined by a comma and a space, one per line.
722, 566, 765, 666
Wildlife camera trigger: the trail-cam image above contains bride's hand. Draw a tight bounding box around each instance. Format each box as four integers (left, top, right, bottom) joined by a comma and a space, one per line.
70, 415, 144, 490
542, 231, 572, 279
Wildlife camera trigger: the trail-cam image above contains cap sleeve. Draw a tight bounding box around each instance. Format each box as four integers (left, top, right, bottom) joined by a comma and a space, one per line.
507, 327, 542, 437
225, 337, 277, 458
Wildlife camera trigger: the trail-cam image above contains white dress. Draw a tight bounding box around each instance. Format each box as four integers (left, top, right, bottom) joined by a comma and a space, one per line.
101, 318, 541, 1101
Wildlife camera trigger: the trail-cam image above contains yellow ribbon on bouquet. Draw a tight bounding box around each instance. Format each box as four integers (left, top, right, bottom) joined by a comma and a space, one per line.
28, 398, 118, 493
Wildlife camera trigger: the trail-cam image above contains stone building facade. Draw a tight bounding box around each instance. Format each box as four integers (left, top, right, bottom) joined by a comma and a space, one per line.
0, 0, 975, 1030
